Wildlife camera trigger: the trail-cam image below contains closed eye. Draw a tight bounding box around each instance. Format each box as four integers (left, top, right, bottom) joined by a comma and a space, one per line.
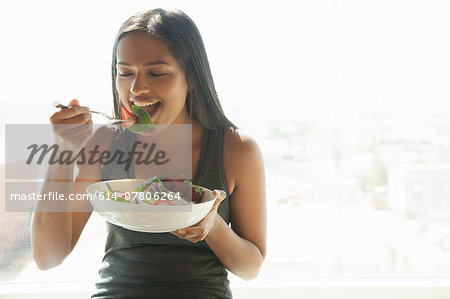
150, 73, 166, 77
118, 72, 133, 77
117, 72, 167, 77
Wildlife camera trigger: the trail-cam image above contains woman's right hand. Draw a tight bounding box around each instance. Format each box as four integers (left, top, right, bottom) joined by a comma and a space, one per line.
50, 99, 93, 150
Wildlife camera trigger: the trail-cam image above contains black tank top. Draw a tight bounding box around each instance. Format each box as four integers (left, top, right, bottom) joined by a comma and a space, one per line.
91, 127, 233, 299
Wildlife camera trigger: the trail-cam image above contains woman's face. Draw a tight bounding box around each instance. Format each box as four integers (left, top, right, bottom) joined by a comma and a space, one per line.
115, 31, 190, 125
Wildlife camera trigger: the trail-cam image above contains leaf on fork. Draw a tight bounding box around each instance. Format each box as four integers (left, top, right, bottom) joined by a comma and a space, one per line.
121, 105, 157, 133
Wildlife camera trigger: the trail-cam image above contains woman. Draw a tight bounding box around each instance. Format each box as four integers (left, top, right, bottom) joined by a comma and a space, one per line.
31, 8, 266, 298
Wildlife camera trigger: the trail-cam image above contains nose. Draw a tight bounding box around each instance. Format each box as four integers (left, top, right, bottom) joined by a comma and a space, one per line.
130, 73, 151, 95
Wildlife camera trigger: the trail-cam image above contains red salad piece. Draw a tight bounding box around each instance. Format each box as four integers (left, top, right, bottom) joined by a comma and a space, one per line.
191, 188, 202, 204
121, 107, 137, 129
160, 178, 204, 204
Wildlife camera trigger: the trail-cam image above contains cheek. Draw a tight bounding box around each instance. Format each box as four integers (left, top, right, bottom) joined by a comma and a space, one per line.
116, 79, 123, 97
116, 80, 131, 108
116, 78, 127, 93
161, 76, 188, 103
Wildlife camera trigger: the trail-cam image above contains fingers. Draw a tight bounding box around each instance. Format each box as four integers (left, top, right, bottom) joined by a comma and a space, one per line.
171, 205, 221, 243
214, 190, 226, 199
50, 100, 93, 150
55, 112, 92, 124
171, 214, 210, 242
170, 189, 227, 245
212, 190, 226, 210
68, 99, 80, 106
172, 226, 207, 243
50, 104, 91, 124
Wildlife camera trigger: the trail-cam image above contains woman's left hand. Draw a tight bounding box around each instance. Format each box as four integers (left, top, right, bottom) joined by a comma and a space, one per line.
171, 190, 226, 243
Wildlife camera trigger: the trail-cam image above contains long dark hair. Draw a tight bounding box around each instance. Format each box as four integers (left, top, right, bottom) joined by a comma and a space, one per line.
111, 8, 237, 130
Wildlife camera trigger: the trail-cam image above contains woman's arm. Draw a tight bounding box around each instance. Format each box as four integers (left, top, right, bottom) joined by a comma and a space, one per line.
31, 162, 77, 270
31, 105, 109, 270
31, 155, 101, 270
206, 134, 266, 280
173, 130, 267, 280
31, 177, 94, 270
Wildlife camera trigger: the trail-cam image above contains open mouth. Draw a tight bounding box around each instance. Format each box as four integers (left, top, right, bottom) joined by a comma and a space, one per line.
132, 100, 161, 118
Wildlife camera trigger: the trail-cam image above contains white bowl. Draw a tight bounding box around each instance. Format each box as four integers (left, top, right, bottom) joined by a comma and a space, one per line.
86, 179, 216, 233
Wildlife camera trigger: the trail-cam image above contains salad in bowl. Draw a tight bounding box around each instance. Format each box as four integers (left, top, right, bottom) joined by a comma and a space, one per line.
86, 177, 217, 233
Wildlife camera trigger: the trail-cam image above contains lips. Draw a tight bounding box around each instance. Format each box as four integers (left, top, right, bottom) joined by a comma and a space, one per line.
131, 99, 162, 118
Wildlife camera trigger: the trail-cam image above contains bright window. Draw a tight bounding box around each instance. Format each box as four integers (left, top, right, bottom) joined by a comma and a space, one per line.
1, 0, 450, 297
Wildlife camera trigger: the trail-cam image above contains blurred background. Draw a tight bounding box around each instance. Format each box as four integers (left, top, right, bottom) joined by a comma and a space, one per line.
1, 0, 450, 297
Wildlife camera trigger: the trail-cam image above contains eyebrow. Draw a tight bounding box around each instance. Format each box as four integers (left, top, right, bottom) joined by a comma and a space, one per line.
117, 61, 169, 66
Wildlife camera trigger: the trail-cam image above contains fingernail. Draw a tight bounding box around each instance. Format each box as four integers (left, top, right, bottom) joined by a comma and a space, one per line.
179, 229, 185, 234
220, 190, 226, 196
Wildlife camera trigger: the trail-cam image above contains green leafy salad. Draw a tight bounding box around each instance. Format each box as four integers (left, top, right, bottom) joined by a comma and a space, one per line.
121, 105, 158, 133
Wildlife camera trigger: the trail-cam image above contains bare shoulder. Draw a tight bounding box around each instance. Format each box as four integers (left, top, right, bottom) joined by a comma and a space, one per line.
223, 127, 264, 191
224, 127, 261, 156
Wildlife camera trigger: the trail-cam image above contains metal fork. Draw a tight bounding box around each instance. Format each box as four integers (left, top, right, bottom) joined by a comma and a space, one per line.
52, 101, 126, 125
